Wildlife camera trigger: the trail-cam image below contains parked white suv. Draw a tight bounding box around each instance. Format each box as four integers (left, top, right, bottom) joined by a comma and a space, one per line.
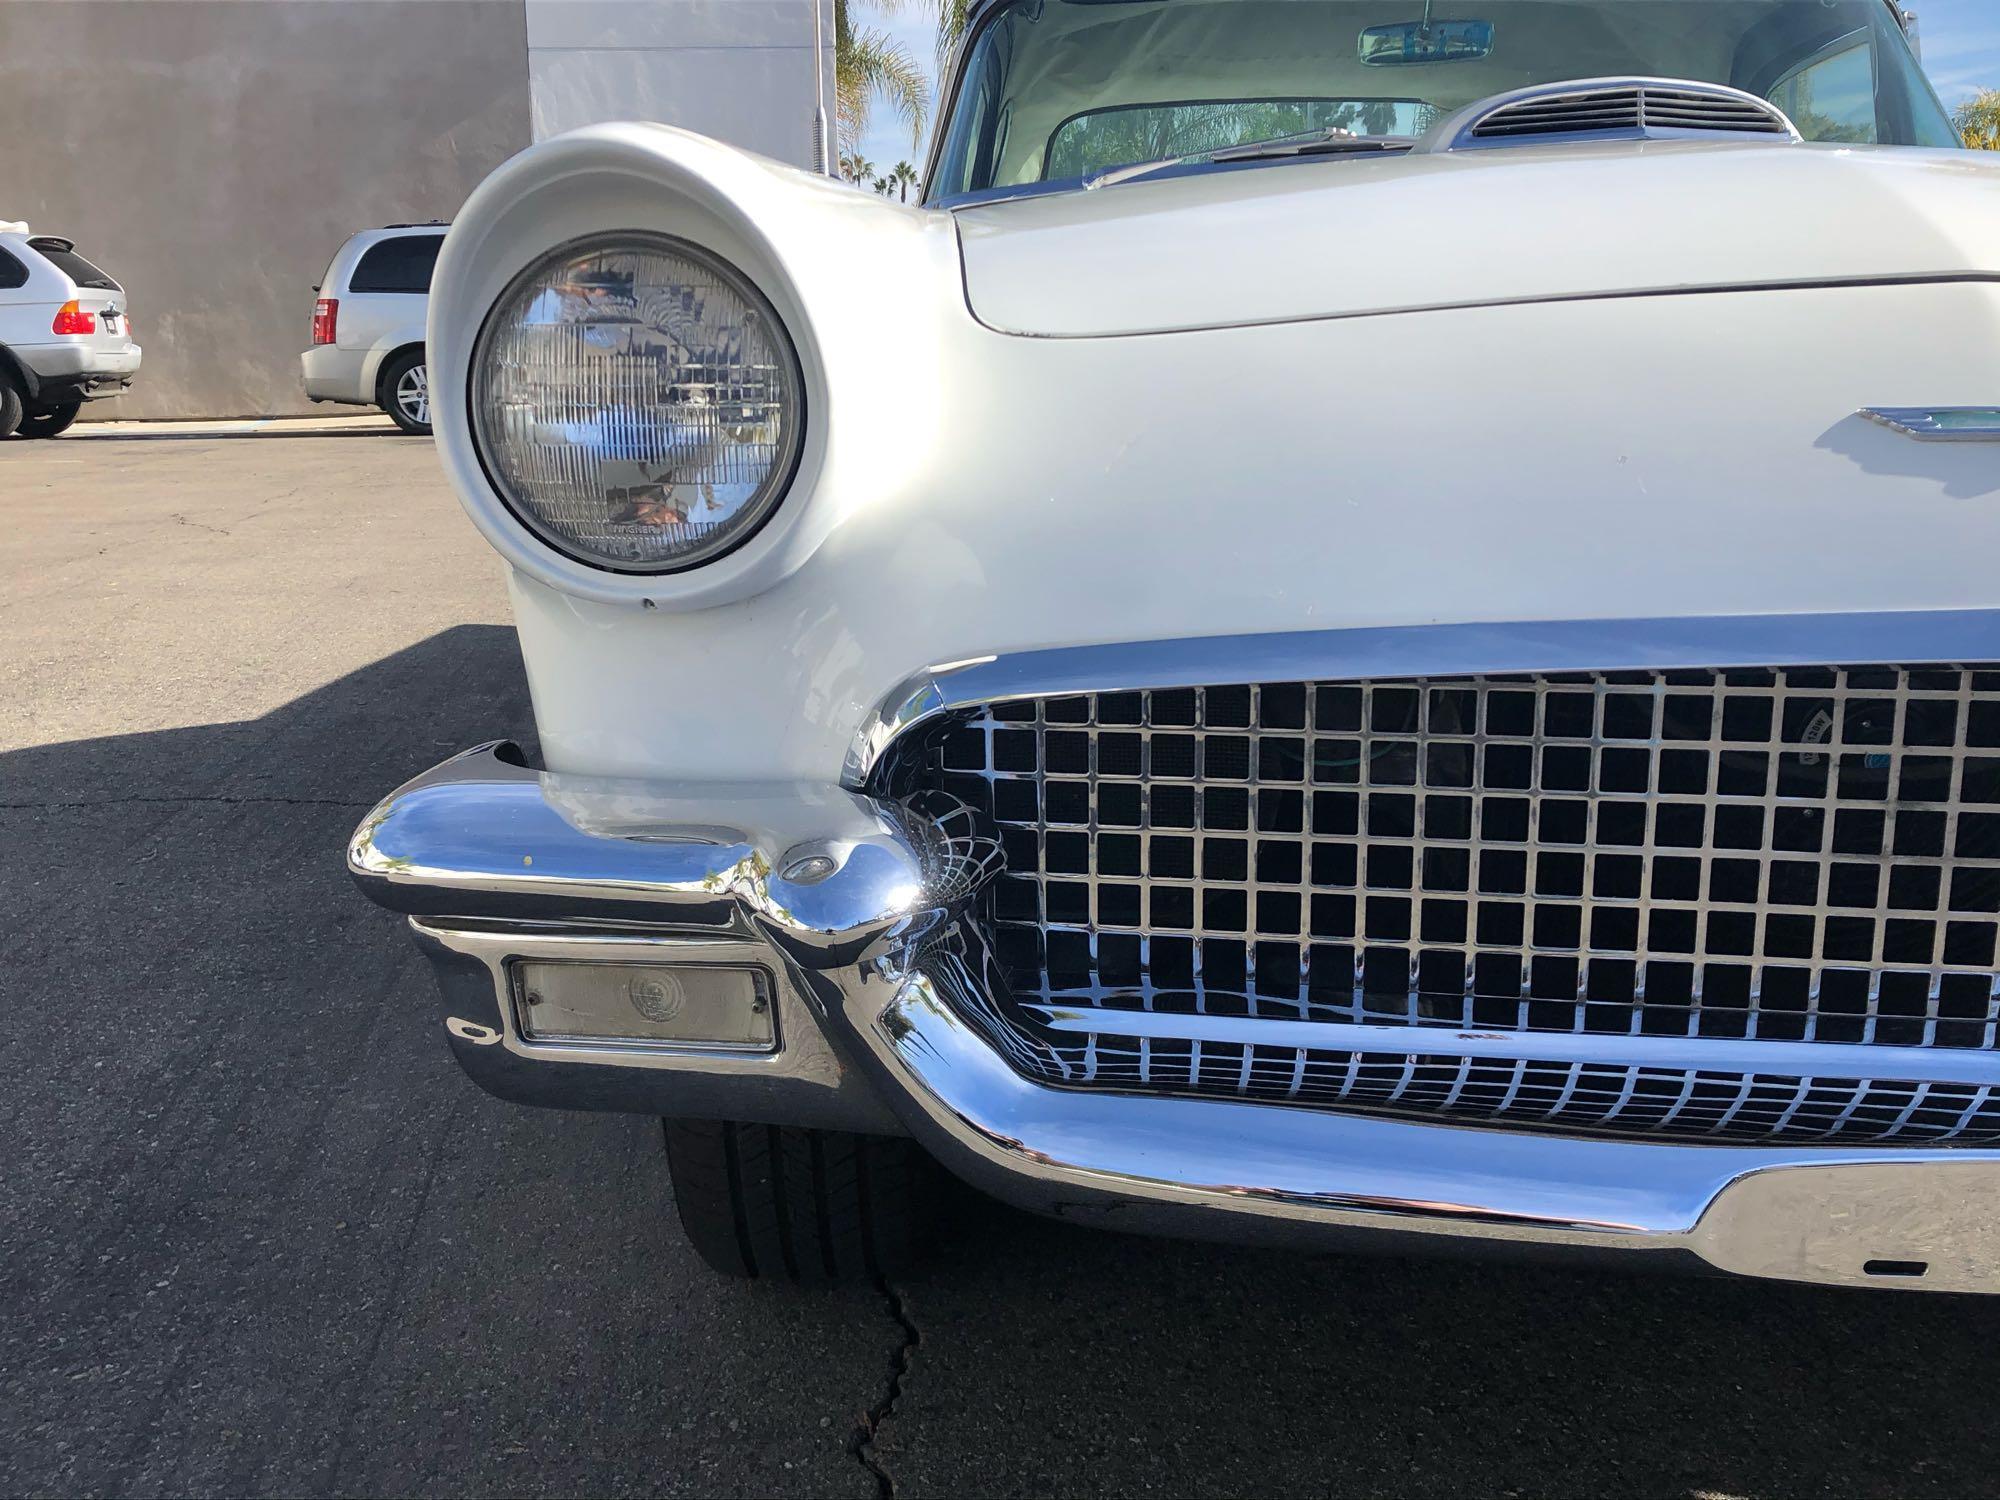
301, 224, 443, 435
0, 222, 141, 438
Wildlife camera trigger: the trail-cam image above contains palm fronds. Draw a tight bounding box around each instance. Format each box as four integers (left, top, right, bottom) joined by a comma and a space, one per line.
834, 0, 931, 154
1955, 90, 2000, 150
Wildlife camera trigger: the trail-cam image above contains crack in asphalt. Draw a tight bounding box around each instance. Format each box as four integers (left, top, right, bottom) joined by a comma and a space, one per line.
850, 1279, 918, 1499
321, 1093, 465, 1495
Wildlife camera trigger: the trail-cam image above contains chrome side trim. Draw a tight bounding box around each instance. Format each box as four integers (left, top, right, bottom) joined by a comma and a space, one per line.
1025, 1007, 2000, 1090
832, 961, 2000, 1292
1861, 407, 2000, 441
843, 608, 2000, 789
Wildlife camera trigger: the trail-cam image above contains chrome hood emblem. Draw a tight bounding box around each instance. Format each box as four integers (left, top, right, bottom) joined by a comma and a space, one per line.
1861, 407, 2000, 441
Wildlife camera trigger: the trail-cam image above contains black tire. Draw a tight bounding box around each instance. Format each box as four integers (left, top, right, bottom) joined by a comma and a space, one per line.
378, 348, 431, 435
662, 1118, 939, 1283
17, 400, 81, 439
0, 377, 21, 439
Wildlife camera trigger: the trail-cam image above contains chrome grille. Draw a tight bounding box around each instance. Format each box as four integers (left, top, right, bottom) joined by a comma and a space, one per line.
1459, 82, 1794, 144
912, 666, 2000, 1144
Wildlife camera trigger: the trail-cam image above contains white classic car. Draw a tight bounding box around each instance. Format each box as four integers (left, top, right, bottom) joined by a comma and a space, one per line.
350, 0, 2000, 1293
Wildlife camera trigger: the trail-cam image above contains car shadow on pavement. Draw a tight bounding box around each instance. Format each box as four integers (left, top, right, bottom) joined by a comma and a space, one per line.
53, 425, 408, 442
5, 624, 1997, 1499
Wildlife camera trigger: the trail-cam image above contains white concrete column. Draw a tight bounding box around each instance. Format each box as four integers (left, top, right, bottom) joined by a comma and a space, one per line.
526, 0, 838, 170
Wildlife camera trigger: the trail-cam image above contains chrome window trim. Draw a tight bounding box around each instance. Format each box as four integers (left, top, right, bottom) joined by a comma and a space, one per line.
1766, 27, 1873, 115
844, 609, 2000, 790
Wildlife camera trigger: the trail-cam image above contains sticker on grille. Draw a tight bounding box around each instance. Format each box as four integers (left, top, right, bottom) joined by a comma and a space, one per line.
908, 666, 2000, 1143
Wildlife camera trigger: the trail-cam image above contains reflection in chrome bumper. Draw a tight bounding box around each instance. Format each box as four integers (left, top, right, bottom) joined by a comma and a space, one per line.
350, 742, 2000, 1293
862, 967, 2000, 1292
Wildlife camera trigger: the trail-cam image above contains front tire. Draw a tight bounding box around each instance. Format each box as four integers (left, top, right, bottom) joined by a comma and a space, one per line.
379, 349, 431, 435
16, 400, 82, 439
662, 1118, 939, 1283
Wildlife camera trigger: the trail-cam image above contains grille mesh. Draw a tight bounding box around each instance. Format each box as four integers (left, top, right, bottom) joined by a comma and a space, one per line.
911, 666, 2000, 1144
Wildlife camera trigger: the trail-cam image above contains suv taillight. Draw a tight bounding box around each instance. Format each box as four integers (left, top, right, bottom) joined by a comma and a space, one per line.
312, 298, 338, 346
51, 300, 96, 335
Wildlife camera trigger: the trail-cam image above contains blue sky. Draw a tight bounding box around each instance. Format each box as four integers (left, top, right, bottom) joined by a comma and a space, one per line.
852, 1, 2000, 175
1915, 0, 2000, 105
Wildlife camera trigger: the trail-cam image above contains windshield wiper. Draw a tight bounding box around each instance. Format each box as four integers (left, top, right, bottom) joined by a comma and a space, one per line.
1084, 129, 1418, 191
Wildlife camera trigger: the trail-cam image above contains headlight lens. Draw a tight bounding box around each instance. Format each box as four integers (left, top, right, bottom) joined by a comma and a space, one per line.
470, 233, 804, 573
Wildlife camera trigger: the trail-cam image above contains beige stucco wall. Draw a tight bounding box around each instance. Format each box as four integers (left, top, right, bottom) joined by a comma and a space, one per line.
0, 0, 531, 419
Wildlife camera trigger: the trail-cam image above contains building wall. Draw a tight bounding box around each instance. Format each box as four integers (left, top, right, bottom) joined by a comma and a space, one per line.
0, 0, 531, 419
528, 0, 836, 167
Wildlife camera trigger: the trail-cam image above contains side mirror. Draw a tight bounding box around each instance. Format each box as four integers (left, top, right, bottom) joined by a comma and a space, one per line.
1359, 18, 1495, 66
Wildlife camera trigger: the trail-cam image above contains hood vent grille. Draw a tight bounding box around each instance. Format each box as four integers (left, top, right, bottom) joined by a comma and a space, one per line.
1442, 79, 1801, 151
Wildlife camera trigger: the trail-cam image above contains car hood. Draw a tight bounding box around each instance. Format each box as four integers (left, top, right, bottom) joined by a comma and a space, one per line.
954, 141, 2000, 338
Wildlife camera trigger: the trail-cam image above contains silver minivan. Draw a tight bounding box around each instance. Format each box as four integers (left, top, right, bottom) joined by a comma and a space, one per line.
301, 225, 442, 434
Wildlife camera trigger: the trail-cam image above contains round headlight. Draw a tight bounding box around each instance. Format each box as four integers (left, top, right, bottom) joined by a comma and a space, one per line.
470, 233, 805, 573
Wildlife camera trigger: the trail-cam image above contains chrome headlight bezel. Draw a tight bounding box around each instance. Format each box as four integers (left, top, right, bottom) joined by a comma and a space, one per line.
466, 230, 809, 576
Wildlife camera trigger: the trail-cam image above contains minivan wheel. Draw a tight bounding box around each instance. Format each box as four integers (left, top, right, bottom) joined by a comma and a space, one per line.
17, 401, 82, 439
0, 378, 21, 439
662, 1118, 940, 1283
379, 349, 431, 435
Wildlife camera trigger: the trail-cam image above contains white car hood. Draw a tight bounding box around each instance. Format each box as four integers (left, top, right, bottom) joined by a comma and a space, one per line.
955, 141, 2000, 338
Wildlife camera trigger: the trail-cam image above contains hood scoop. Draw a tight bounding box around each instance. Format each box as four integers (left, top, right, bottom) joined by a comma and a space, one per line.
1430, 78, 1801, 151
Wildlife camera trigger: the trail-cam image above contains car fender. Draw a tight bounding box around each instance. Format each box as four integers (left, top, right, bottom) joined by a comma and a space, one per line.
364, 335, 425, 405
0, 341, 41, 400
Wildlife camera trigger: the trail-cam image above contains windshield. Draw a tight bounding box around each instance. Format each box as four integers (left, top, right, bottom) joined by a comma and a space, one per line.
931, 0, 1959, 200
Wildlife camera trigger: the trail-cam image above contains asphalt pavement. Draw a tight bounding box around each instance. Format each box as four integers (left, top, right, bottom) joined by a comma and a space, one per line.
3, 419, 1998, 1498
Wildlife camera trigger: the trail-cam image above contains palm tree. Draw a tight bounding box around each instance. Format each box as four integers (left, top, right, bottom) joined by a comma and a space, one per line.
1955, 90, 2000, 150
834, 0, 930, 156
840, 151, 876, 186
890, 160, 919, 201
922, 0, 971, 72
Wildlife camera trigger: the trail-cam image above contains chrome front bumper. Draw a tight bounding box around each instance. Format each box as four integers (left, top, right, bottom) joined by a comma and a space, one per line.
350, 743, 2000, 1294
